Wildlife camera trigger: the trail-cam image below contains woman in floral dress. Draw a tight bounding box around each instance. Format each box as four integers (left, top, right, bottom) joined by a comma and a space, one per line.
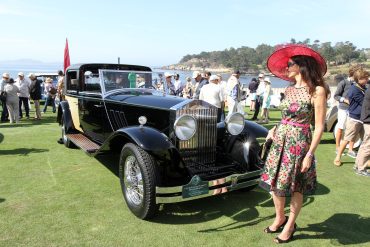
259, 44, 330, 244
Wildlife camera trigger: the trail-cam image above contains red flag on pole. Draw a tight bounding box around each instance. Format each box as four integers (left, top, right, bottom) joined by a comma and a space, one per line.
64, 38, 70, 73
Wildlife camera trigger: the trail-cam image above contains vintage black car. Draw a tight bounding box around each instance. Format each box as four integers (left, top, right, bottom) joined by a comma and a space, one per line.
57, 63, 268, 219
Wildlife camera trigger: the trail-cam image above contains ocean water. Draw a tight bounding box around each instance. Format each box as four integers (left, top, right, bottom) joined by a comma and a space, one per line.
1, 67, 290, 88
153, 69, 290, 88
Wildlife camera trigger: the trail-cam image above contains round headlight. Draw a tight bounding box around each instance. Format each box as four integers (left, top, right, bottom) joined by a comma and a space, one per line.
225, 112, 245, 135
174, 115, 196, 141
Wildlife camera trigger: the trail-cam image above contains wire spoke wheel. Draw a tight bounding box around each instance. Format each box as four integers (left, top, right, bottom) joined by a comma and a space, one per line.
119, 143, 159, 219
124, 155, 144, 206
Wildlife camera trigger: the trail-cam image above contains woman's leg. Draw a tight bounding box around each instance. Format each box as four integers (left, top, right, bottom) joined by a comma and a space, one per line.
34, 100, 41, 119
14, 100, 19, 123
268, 192, 286, 230
276, 192, 302, 241
43, 96, 49, 112
6, 102, 14, 123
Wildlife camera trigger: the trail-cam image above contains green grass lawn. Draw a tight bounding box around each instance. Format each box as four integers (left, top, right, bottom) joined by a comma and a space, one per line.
0, 108, 369, 246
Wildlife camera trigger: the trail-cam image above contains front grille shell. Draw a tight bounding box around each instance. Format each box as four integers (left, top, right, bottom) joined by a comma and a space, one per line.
172, 100, 218, 173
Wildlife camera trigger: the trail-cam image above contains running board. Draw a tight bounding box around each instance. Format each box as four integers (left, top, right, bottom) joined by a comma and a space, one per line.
66, 134, 101, 154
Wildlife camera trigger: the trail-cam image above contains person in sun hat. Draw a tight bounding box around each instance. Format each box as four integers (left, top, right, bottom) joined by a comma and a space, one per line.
259, 44, 330, 244
4, 78, 20, 124
15, 71, 31, 119
42, 77, 57, 113
257, 77, 272, 124
163, 72, 176, 95
226, 70, 242, 118
192, 71, 207, 99
199, 74, 224, 122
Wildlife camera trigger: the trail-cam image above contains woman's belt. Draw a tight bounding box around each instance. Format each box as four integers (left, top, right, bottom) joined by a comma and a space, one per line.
281, 119, 310, 128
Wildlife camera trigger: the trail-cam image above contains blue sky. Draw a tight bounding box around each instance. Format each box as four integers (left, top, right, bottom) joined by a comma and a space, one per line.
0, 0, 369, 66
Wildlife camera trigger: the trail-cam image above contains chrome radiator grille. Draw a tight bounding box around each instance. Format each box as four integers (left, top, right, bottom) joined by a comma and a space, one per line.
176, 105, 218, 166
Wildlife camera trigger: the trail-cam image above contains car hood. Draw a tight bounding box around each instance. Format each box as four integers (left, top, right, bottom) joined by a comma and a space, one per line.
105, 90, 186, 110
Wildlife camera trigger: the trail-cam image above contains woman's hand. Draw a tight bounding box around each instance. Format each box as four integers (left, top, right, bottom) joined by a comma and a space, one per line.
300, 156, 312, 173
266, 128, 275, 140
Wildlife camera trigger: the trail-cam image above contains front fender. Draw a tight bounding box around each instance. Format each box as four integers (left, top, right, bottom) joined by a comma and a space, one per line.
243, 120, 268, 138
103, 126, 190, 187
115, 126, 174, 151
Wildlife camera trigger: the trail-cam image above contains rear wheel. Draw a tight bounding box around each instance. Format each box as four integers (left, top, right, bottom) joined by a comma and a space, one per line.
61, 115, 74, 148
119, 143, 159, 220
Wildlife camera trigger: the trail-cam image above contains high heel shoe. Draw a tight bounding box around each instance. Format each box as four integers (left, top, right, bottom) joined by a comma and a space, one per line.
264, 216, 289, 233
274, 223, 297, 244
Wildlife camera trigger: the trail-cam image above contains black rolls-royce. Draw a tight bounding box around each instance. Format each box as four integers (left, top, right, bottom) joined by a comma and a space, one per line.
57, 63, 268, 219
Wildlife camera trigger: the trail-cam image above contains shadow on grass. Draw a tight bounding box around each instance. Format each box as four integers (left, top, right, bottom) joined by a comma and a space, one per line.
320, 139, 336, 144
95, 154, 120, 177
0, 198, 5, 203
0, 115, 57, 128
153, 183, 330, 227
153, 190, 270, 225
0, 132, 3, 143
296, 213, 370, 245
0, 148, 49, 156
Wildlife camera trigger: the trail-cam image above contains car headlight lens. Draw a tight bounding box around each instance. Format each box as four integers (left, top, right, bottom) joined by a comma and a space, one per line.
174, 115, 197, 141
225, 112, 245, 135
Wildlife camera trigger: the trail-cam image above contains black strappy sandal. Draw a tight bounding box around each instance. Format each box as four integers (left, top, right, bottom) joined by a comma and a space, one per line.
274, 223, 297, 244
263, 216, 289, 233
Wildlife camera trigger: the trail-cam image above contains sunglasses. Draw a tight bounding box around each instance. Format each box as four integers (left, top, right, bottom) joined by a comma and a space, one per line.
287, 61, 296, 67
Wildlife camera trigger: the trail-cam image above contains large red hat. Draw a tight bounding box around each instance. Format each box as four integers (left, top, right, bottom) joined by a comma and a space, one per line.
267, 44, 327, 82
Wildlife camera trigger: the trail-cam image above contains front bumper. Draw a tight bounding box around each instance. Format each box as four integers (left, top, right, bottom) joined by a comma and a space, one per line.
155, 169, 262, 203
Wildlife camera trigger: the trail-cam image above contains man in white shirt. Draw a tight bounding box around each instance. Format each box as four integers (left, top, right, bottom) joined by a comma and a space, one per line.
173, 74, 183, 96
199, 75, 224, 121
226, 70, 242, 118
15, 72, 31, 119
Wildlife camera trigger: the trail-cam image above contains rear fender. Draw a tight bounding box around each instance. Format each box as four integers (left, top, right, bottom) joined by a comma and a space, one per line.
57, 101, 74, 133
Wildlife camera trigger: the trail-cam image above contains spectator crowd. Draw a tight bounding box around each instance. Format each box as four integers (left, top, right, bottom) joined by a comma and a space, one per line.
0, 71, 65, 123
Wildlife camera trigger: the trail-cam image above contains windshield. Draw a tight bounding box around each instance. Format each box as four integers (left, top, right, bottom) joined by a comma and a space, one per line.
97, 70, 168, 94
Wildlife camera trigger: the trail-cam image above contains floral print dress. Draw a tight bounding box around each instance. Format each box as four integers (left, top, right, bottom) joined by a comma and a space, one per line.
259, 86, 317, 196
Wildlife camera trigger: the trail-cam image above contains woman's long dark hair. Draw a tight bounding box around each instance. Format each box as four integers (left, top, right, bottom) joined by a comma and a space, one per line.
291, 55, 330, 98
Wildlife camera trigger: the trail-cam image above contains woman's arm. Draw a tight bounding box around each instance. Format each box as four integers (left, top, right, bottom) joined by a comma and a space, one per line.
301, 86, 326, 173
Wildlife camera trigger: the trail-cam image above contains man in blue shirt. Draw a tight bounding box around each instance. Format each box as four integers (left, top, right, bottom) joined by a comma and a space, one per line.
334, 68, 368, 166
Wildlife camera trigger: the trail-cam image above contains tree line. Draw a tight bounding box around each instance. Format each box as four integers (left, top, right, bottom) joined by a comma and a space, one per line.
179, 38, 369, 72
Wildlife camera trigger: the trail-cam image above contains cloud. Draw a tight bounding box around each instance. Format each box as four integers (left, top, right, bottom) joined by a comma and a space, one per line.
0, 4, 28, 16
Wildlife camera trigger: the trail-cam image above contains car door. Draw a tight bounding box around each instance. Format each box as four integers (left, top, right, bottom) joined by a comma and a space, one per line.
78, 76, 106, 144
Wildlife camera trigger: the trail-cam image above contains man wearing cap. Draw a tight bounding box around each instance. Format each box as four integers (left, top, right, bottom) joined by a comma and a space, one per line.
251, 73, 265, 120
199, 75, 224, 121
226, 70, 242, 118
163, 72, 176, 95
1, 73, 10, 122
193, 71, 208, 99
15, 72, 31, 119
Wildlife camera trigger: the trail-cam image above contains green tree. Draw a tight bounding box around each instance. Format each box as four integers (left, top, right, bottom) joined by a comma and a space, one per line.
319, 42, 335, 64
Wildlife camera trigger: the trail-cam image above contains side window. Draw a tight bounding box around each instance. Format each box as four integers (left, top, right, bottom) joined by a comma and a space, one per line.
84, 72, 101, 92
67, 71, 78, 91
